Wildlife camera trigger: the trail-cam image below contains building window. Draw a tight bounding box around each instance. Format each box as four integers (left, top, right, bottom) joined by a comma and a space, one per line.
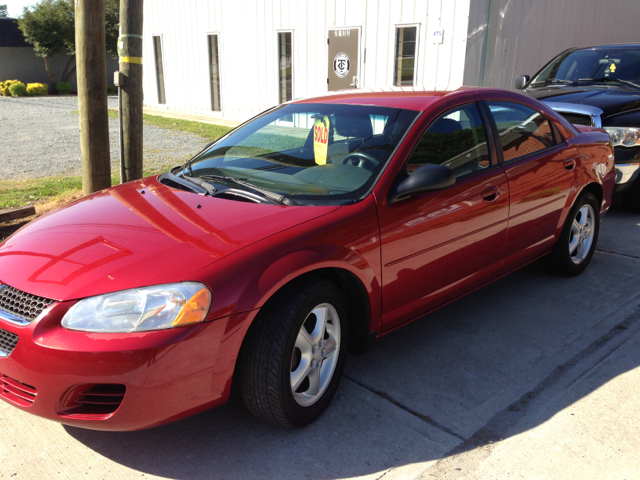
208, 34, 221, 111
394, 26, 417, 86
278, 31, 293, 103
152, 35, 166, 104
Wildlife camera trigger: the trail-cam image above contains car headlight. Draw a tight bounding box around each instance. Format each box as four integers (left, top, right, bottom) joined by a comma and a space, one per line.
61, 283, 211, 333
603, 127, 640, 147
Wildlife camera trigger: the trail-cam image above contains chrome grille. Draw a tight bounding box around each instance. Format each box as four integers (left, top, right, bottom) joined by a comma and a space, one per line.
543, 101, 603, 128
0, 328, 18, 357
557, 112, 593, 126
0, 285, 55, 322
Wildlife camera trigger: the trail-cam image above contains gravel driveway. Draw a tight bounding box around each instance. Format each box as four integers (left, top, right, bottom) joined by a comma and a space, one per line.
0, 96, 207, 181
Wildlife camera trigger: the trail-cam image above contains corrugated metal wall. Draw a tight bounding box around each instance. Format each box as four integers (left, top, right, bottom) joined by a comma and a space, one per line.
464, 0, 640, 89
142, 0, 471, 121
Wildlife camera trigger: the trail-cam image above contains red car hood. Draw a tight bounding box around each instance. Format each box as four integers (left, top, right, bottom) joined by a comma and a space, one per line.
0, 177, 339, 301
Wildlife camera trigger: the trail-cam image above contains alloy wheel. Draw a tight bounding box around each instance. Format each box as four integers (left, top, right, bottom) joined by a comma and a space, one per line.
290, 303, 341, 407
569, 204, 595, 264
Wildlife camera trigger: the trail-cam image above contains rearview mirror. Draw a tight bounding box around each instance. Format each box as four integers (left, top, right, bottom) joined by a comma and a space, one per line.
514, 75, 530, 90
389, 164, 456, 203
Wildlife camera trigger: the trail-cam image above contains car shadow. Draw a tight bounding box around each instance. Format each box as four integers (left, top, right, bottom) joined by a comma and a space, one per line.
63, 211, 640, 479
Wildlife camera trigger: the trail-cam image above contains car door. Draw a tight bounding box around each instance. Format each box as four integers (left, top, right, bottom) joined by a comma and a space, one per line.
480, 97, 580, 273
377, 100, 510, 332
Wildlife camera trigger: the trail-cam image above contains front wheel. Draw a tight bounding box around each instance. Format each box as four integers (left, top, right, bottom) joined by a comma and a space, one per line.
238, 277, 348, 427
547, 192, 600, 276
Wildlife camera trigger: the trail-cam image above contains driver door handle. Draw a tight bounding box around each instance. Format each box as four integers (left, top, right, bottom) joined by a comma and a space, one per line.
481, 186, 500, 203
564, 158, 576, 171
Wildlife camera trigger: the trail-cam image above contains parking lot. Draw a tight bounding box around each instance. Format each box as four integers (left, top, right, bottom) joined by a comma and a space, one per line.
0, 96, 204, 181
0, 206, 638, 479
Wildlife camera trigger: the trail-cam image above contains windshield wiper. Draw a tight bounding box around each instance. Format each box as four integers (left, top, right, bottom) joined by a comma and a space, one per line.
199, 174, 288, 205
533, 78, 576, 86
579, 77, 640, 90
182, 175, 217, 195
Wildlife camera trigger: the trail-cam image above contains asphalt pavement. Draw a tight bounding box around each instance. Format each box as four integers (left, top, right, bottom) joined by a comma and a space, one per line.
0, 207, 639, 479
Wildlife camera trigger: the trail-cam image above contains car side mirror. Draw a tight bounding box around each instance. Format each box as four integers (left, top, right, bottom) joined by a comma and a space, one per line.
515, 75, 530, 90
389, 164, 456, 203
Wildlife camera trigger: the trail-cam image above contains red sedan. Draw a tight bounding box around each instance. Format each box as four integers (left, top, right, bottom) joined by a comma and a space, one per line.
0, 88, 615, 430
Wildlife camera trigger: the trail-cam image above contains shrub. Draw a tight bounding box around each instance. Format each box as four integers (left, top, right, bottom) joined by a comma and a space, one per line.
56, 81, 71, 95
8, 81, 26, 97
26, 83, 48, 96
0, 80, 20, 96
107, 85, 117, 95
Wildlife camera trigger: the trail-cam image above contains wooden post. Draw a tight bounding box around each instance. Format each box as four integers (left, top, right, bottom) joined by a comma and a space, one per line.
75, 0, 111, 195
119, 0, 144, 182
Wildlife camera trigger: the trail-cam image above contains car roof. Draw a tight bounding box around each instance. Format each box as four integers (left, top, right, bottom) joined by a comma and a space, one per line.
290, 86, 479, 111
566, 43, 640, 52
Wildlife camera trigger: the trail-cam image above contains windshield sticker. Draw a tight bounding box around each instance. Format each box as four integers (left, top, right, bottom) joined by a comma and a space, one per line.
313, 116, 330, 165
610, 63, 617, 72
333, 53, 351, 78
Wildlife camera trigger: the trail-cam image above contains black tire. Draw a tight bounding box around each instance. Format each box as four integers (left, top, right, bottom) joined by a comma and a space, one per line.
622, 178, 640, 213
547, 192, 600, 276
237, 276, 348, 427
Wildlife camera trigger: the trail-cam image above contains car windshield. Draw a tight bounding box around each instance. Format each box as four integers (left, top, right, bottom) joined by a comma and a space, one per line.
179, 103, 418, 205
530, 47, 640, 88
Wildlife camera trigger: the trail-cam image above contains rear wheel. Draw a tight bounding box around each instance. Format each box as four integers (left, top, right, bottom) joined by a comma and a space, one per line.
547, 192, 600, 276
238, 277, 348, 427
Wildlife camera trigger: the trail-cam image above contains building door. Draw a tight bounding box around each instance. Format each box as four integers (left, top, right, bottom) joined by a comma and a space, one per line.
327, 28, 360, 91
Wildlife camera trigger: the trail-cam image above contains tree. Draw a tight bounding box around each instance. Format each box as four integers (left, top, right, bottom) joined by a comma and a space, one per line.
105, 0, 120, 57
0, 5, 8, 17
18, 0, 75, 87
17, 0, 119, 89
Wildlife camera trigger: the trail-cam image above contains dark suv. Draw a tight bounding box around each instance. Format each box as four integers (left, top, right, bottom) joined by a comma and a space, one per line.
515, 44, 640, 212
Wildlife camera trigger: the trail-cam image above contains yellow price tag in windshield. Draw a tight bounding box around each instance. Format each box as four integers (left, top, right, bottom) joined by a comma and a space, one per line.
610, 63, 617, 72
313, 116, 330, 165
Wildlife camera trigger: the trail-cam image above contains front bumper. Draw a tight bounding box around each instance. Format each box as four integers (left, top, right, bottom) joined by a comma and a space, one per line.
614, 163, 640, 192
0, 302, 256, 431
613, 145, 640, 192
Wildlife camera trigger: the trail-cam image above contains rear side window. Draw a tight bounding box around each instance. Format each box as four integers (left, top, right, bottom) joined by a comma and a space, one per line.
488, 101, 558, 162
405, 103, 490, 180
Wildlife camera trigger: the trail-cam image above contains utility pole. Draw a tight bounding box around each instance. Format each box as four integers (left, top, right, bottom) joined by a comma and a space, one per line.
117, 0, 144, 183
75, 0, 111, 194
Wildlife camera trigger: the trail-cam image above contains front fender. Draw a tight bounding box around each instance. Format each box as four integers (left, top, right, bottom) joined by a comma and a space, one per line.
192, 195, 382, 334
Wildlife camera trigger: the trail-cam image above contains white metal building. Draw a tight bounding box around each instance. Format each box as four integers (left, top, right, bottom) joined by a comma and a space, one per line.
141, 0, 640, 123
142, 0, 470, 121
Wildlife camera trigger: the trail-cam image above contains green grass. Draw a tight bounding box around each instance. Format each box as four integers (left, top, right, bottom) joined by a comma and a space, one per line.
0, 176, 84, 210
141, 114, 232, 142
74, 109, 233, 143
0, 168, 172, 211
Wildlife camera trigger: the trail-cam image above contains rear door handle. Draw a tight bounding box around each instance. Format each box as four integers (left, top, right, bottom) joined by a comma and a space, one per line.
481, 186, 500, 203
564, 158, 576, 171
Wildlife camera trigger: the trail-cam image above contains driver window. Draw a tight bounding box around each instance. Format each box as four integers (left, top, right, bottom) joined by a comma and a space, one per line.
405, 103, 490, 180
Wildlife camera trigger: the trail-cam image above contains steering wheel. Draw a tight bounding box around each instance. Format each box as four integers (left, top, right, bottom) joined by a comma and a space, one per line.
341, 152, 379, 171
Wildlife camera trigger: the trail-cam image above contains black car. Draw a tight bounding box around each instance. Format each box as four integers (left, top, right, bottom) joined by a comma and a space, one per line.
515, 44, 640, 212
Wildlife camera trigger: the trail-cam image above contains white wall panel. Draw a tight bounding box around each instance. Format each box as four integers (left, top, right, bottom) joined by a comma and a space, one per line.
465, 0, 640, 89
142, 0, 471, 121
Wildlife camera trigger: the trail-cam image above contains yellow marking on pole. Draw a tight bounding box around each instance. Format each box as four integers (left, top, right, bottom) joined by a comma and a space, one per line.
120, 56, 143, 64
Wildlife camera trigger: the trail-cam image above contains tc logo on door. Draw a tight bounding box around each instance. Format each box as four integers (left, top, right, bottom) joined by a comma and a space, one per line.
333, 52, 351, 78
